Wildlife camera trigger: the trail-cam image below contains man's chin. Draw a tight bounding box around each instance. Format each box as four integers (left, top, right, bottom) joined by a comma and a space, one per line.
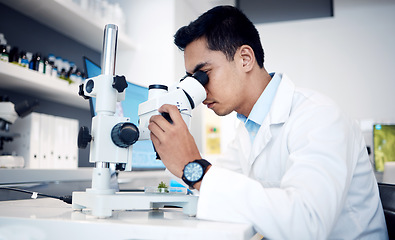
211, 107, 232, 117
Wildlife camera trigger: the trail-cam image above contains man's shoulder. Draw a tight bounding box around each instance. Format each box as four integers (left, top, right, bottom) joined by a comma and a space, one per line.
293, 87, 339, 110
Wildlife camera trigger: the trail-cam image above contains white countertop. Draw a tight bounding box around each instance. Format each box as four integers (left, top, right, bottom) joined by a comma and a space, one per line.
0, 198, 256, 240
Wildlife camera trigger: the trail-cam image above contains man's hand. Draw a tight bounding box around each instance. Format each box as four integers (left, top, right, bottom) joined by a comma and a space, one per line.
148, 104, 202, 179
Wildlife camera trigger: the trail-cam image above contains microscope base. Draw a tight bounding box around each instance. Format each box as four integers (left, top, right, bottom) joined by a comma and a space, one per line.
72, 191, 198, 218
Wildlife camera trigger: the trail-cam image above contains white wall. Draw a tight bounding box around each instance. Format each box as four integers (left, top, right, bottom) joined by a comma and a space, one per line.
116, 0, 177, 87
260, 0, 395, 124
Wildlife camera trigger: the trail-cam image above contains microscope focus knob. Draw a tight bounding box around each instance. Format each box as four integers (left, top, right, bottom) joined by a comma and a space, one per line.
112, 75, 128, 93
111, 122, 139, 148
78, 126, 92, 149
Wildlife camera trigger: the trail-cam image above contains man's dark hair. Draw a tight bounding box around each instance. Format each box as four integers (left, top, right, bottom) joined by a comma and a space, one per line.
174, 5, 264, 68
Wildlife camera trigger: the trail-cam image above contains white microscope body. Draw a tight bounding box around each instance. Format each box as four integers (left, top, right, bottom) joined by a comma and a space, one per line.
138, 71, 208, 141
0, 97, 39, 167
0, 98, 39, 132
72, 24, 208, 218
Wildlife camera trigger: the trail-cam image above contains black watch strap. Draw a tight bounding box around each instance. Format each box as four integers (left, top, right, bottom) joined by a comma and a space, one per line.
182, 159, 211, 188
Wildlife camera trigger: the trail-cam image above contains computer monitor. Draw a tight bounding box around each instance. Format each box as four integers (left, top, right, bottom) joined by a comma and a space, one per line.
83, 56, 165, 170
373, 124, 395, 172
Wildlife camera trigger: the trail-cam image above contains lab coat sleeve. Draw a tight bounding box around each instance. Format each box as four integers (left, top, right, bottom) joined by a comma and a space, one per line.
196, 104, 356, 239
198, 166, 326, 239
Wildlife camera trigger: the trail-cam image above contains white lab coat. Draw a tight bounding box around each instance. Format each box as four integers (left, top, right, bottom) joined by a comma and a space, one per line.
197, 74, 387, 239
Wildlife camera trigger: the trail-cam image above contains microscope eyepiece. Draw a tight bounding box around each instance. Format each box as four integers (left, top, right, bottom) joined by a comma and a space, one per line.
192, 70, 209, 86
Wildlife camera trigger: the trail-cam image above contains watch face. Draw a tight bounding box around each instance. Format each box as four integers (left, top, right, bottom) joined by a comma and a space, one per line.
184, 162, 204, 182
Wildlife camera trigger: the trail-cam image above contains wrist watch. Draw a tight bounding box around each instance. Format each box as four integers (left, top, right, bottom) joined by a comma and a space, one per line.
182, 159, 211, 188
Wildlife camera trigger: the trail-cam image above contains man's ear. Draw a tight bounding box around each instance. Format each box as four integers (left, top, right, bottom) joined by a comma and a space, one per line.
239, 45, 255, 72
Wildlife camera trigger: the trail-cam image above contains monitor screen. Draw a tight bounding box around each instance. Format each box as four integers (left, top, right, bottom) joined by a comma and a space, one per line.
83, 57, 165, 170
373, 124, 395, 172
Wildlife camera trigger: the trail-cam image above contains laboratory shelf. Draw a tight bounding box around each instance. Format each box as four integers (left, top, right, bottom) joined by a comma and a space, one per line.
0, 0, 135, 52
0, 61, 89, 110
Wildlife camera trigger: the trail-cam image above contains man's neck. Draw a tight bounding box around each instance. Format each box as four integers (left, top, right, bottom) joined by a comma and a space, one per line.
237, 68, 272, 117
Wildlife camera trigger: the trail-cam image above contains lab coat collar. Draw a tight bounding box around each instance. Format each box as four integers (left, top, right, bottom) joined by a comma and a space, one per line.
248, 73, 295, 168
267, 73, 295, 125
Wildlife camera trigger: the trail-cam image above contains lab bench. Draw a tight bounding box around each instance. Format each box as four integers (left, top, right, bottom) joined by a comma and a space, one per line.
0, 194, 255, 240
0, 168, 256, 239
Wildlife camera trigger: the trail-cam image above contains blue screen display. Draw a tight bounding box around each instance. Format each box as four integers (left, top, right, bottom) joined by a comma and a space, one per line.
83, 57, 165, 170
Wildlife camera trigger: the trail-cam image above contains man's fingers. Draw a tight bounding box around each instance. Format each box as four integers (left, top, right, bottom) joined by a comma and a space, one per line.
150, 131, 160, 145
149, 104, 189, 148
148, 117, 166, 143
158, 104, 184, 125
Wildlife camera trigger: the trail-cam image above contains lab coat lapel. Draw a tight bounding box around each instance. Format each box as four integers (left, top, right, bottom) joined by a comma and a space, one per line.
247, 74, 295, 171
227, 121, 252, 175
237, 123, 252, 172
250, 119, 272, 163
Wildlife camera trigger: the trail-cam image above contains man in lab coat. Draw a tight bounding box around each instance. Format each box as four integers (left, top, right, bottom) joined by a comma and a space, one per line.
148, 5, 388, 239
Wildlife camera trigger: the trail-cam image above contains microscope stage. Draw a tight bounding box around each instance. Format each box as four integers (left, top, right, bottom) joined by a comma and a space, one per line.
72, 191, 198, 218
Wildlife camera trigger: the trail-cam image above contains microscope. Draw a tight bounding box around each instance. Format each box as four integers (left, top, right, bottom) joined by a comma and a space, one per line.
0, 96, 39, 167
73, 24, 208, 218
